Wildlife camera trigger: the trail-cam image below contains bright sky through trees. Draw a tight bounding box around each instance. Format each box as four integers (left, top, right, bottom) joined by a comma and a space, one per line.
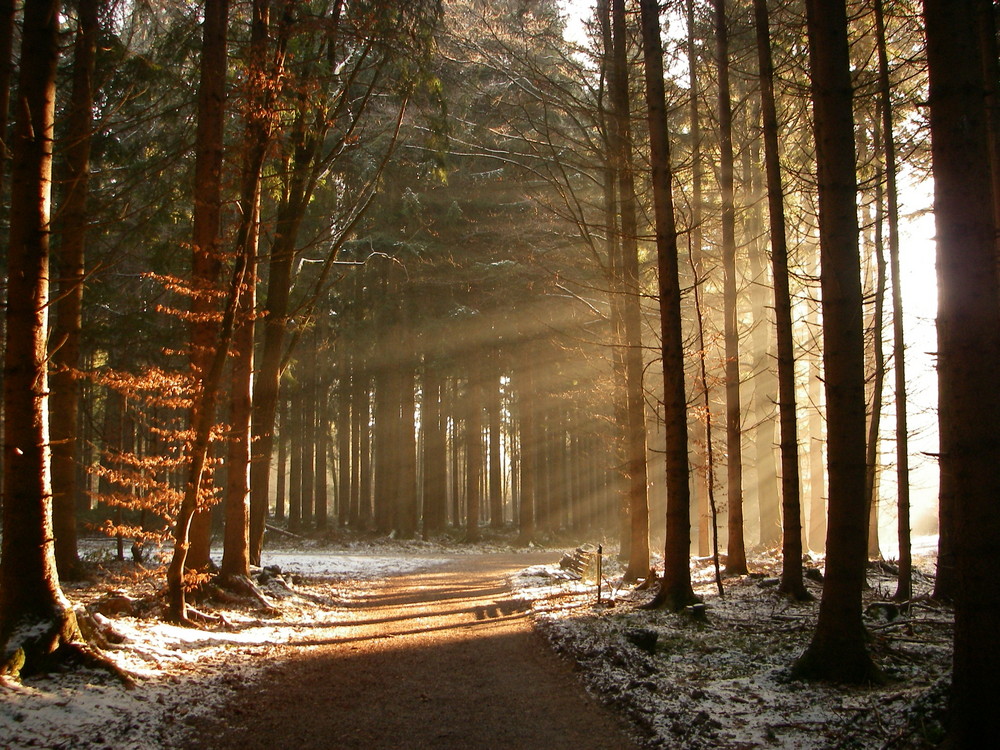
557, 0, 940, 553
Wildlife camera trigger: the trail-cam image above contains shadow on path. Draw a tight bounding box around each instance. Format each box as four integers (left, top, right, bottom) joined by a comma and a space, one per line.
191, 552, 641, 750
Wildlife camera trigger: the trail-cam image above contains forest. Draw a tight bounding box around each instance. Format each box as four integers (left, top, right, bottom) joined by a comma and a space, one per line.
0, 0, 997, 747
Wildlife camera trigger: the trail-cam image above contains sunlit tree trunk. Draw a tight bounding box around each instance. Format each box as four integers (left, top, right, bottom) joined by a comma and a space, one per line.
686, 0, 711, 559
165, 0, 231, 622
807, 288, 827, 553
184, 0, 232, 574
596, 0, 629, 558
314, 344, 329, 531
0, 0, 84, 674
422, 358, 447, 534
51, 0, 101, 579
792, 0, 879, 683
397, 333, 418, 538
753, 0, 809, 600
923, 0, 1000, 741
610, 0, 650, 581
638, 0, 697, 610
465, 367, 483, 543
275, 394, 287, 520
865, 119, 887, 562
287, 379, 303, 532
488, 350, 503, 528
515, 345, 536, 545
221, 0, 275, 580
337, 344, 351, 528
300, 343, 316, 530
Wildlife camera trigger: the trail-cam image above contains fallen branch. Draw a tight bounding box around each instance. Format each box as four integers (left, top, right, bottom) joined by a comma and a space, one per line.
266, 524, 304, 539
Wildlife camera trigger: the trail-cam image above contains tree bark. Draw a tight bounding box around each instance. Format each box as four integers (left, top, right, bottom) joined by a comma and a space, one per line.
713, 0, 746, 576
51, 0, 101, 579
638, 0, 697, 610
488, 350, 504, 528
609, 0, 650, 581
515, 345, 536, 545
421, 358, 447, 534
792, 0, 879, 683
184, 0, 231, 574
923, 0, 1000, 741
0, 0, 84, 675
464, 369, 483, 543
873, 0, 911, 604
753, 0, 809, 600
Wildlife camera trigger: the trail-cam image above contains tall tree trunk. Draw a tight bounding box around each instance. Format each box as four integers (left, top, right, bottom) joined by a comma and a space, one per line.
287, 379, 303, 532
0, 0, 14, 489
745, 120, 780, 550
51, 0, 101, 579
221, 0, 275, 580
638, 0, 697, 610
0, 0, 84, 675
421, 359, 447, 534
465, 369, 482, 543
865, 118, 887, 561
515, 345, 536, 544
713, 0, 746, 576
185, 0, 232, 574
597, 0, 629, 559
396, 336, 418, 538
488, 351, 504, 528
164, 0, 236, 622
610, 0, 650, 582
300, 343, 316, 530
792, 0, 879, 683
337, 344, 351, 528
753, 0, 809, 600
358, 377, 373, 529
275, 393, 287, 520
248, 0, 345, 564
686, 0, 711, 559
923, 0, 1000, 741
808, 285, 827, 552
874, 0, 911, 603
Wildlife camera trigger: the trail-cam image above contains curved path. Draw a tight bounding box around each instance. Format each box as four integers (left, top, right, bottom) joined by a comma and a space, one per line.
193, 553, 641, 749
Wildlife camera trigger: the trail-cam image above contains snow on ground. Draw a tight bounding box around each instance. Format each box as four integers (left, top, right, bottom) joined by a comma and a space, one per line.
0, 539, 451, 750
511, 536, 951, 750
1, 535, 951, 750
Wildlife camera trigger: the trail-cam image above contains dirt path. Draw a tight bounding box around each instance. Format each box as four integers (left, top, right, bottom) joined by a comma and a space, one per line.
192, 552, 641, 749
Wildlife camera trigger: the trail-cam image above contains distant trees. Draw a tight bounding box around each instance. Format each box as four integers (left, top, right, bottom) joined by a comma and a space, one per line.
2, 10, 996, 738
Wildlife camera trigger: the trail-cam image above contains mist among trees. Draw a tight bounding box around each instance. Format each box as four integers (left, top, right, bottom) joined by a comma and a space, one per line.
0, 0, 997, 745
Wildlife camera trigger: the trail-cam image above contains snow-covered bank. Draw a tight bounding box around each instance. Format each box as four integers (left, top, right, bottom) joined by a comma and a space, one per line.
511, 539, 950, 749
0, 545, 452, 750
1, 537, 950, 750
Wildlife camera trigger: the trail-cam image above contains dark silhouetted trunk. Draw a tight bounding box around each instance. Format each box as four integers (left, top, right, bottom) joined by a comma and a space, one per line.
924, 0, 1000, 741
638, 0, 697, 610
873, 0, 911, 603
792, 0, 879, 683
753, 0, 809, 600
610, 0, 650, 581
0, 0, 83, 674
713, 0, 746, 576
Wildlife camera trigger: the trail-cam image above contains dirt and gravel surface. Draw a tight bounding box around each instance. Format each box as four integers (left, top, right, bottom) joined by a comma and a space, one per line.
191, 552, 642, 750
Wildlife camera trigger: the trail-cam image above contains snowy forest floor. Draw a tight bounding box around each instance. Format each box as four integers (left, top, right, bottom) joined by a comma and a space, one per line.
0, 532, 949, 749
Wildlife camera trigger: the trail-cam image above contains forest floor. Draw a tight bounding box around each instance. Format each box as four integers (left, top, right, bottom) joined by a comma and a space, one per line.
0, 532, 951, 749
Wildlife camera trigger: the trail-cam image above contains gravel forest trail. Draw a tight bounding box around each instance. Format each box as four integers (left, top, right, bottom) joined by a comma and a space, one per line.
192, 552, 641, 750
